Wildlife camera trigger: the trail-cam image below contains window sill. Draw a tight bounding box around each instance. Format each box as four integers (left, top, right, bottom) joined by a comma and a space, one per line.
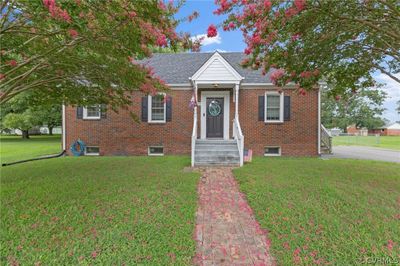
85, 153, 100, 156
83, 117, 101, 120
264, 154, 281, 157
264, 121, 283, 124
148, 153, 164, 156
148, 121, 166, 124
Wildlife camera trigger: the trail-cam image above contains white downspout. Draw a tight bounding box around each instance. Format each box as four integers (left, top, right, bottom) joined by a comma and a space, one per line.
318, 87, 321, 155
62, 104, 66, 151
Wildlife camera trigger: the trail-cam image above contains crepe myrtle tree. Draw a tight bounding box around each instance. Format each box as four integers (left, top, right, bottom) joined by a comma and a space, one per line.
209, 0, 400, 96
0, 0, 199, 116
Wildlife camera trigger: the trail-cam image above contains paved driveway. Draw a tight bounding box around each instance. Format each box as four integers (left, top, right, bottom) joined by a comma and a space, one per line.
323, 146, 400, 163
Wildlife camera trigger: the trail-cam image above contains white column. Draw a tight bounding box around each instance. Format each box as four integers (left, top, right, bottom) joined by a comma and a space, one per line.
235, 83, 239, 119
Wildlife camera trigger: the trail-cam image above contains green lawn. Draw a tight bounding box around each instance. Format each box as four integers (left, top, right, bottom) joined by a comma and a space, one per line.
333, 135, 400, 150
1, 156, 199, 265
0, 135, 62, 163
233, 157, 400, 265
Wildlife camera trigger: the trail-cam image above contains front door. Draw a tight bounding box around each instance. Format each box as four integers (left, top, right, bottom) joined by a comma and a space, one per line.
206, 97, 224, 138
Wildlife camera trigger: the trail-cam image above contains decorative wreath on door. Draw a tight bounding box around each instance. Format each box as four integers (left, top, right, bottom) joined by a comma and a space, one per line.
208, 100, 221, 116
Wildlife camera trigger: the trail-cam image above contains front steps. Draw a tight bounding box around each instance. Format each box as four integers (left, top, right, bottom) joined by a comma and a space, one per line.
194, 139, 240, 166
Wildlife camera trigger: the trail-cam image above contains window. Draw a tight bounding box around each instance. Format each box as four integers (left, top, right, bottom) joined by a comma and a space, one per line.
83, 105, 101, 119
85, 146, 100, 156
148, 94, 166, 123
148, 146, 164, 156
264, 146, 281, 156
265, 92, 283, 123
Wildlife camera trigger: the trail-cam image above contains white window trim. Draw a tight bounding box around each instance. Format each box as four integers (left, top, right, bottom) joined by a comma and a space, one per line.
264, 91, 284, 123
85, 146, 100, 156
148, 93, 166, 123
148, 146, 164, 156
83, 105, 101, 120
264, 146, 281, 157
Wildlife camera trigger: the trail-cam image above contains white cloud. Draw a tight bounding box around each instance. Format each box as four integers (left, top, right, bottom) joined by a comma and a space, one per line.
191, 33, 222, 46
205, 49, 230, 53
375, 73, 400, 103
374, 73, 400, 122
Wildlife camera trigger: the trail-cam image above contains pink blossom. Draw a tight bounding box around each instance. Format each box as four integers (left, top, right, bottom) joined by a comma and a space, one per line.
300, 71, 313, 79
387, 240, 394, 251
291, 34, 300, 41
128, 11, 137, 18
7, 60, 17, 67
264, 0, 272, 10
244, 47, 252, 55
156, 34, 168, 47
294, 0, 306, 11
207, 24, 218, 37
335, 95, 341, 101
91, 251, 98, 259
0, 73, 5, 80
283, 242, 290, 250
270, 69, 285, 85
228, 22, 235, 29
68, 29, 78, 38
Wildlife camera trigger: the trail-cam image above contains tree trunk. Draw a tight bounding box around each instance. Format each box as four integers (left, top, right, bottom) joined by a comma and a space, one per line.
22, 130, 30, 139
49, 127, 53, 135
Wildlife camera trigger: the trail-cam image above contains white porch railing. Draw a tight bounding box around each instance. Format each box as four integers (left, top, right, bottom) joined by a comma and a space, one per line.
191, 106, 197, 167
233, 117, 244, 166
321, 124, 332, 154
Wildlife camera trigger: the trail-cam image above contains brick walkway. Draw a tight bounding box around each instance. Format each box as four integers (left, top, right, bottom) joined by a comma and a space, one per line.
193, 167, 275, 266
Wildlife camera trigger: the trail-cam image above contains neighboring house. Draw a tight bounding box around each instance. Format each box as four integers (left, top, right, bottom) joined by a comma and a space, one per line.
327, 127, 342, 136
63, 52, 327, 166
369, 122, 400, 136
347, 125, 368, 136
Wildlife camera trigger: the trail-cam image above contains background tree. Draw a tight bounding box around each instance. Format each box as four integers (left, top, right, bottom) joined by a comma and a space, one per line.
2, 111, 39, 139
33, 105, 62, 135
212, 0, 399, 96
0, 92, 61, 138
321, 87, 387, 132
397, 100, 400, 114
0, 0, 197, 112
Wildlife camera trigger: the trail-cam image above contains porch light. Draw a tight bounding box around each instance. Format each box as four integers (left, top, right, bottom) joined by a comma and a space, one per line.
213, 83, 219, 88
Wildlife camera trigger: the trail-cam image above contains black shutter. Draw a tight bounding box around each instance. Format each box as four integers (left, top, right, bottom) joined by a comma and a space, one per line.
258, 95, 265, 121
166, 96, 172, 122
77, 107, 83, 119
141, 96, 148, 122
284, 96, 291, 121
100, 104, 107, 119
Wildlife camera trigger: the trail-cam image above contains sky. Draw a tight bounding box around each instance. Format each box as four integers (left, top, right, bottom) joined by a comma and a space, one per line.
176, 0, 400, 123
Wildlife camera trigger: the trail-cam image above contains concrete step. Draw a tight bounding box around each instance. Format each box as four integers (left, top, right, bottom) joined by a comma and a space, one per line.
195, 150, 239, 156
194, 139, 240, 166
194, 161, 240, 166
196, 139, 236, 145
195, 145, 238, 151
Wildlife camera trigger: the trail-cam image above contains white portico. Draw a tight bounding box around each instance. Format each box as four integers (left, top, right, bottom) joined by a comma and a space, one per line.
189, 52, 245, 166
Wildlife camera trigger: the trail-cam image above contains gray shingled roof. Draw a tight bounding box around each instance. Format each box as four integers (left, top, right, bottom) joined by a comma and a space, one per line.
140, 52, 272, 84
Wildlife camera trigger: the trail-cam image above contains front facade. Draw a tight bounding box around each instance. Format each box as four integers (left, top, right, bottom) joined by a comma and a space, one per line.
63, 52, 322, 166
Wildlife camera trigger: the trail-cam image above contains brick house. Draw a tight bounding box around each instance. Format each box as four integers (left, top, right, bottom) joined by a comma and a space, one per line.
369, 122, 400, 136
62, 52, 326, 166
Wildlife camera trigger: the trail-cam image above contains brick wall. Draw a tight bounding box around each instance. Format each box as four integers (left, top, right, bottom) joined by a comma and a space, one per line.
65, 90, 193, 156
65, 87, 319, 156
239, 87, 319, 156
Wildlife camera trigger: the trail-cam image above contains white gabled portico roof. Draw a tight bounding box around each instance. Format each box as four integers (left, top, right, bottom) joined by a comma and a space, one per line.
190, 52, 244, 83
